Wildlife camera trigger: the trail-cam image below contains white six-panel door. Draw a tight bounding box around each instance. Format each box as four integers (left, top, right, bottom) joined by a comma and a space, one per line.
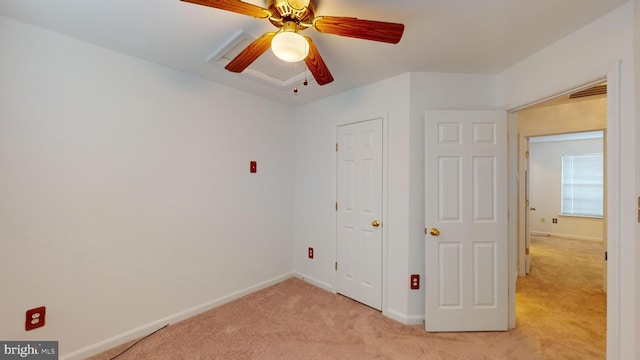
524, 136, 532, 275
336, 118, 383, 310
425, 110, 508, 332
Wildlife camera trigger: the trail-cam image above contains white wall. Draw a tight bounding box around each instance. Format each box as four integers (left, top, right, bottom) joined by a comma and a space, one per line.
407, 73, 497, 318
634, 2, 640, 358
292, 72, 496, 323
496, 2, 636, 358
517, 97, 607, 135
0, 16, 295, 358
529, 138, 604, 240
517, 97, 607, 242
2, 0, 637, 358
292, 73, 412, 321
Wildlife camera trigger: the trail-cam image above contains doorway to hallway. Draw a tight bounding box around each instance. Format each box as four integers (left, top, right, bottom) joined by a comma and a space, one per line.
513, 83, 607, 357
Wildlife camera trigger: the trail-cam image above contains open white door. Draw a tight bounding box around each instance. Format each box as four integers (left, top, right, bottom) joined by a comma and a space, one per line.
336, 118, 383, 310
521, 135, 532, 275
425, 110, 508, 332
602, 131, 608, 293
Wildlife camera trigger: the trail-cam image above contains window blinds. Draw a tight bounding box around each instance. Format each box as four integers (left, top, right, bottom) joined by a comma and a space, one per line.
561, 153, 604, 217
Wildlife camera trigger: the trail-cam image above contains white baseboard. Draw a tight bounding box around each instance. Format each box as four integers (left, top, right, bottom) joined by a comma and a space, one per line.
61, 272, 294, 360
530, 232, 602, 242
292, 272, 425, 326
384, 308, 424, 326
530, 231, 551, 237
292, 271, 335, 293
405, 315, 425, 326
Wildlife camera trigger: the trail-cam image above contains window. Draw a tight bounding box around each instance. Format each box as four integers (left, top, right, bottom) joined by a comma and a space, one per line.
561, 153, 603, 217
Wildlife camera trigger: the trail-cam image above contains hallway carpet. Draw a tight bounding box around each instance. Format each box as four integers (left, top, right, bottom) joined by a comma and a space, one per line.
89, 236, 605, 359
515, 235, 606, 359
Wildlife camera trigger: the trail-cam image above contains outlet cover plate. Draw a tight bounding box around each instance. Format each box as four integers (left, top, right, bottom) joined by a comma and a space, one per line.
25, 306, 46, 331
410, 274, 420, 290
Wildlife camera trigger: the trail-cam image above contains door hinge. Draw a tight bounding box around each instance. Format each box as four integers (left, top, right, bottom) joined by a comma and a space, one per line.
605, 251, 608, 261
525, 248, 530, 255
335, 262, 338, 271
336, 202, 338, 211
424, 227, 427, 235
525, 151, 530, 159
336, 143, 338, 152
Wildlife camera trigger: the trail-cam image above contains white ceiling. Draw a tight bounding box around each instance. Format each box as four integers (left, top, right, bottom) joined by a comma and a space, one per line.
0, 0, 629, 106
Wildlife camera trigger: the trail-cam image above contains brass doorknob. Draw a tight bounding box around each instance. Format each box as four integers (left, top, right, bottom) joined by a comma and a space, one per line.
372, 220, 381, 227
429, 228, 440, 236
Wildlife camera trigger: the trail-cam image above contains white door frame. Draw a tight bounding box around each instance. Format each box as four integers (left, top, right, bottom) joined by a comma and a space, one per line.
507, 62, 620, 358
517, 135, 531, 276
334, 113, 389, 315
517, 130, 606, 277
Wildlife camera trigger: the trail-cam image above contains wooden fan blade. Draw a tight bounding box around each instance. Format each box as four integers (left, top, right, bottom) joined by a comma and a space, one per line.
225, 32, 275, 73
313, 16, 404, 44
304, 37, 334, 86
181, 0, 269, 19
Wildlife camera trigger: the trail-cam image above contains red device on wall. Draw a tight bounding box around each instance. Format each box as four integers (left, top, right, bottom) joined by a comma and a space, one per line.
25, 306, 46, 331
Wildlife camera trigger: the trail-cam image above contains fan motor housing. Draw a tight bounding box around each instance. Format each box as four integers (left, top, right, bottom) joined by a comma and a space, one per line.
267, 0, 315, 29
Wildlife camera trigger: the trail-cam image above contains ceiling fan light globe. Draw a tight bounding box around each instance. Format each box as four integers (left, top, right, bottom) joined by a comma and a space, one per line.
271, 32, 309, 62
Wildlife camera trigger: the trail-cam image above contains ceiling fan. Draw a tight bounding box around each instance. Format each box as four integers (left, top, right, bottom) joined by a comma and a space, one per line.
181, 0, 405, 86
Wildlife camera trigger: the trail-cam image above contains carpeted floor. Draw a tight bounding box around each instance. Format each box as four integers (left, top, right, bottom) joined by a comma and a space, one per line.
514, 235, 606, 359
89, 235, 605, 359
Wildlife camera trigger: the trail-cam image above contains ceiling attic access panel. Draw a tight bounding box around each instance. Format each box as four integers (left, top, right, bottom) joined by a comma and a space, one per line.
208, 31, 309, 89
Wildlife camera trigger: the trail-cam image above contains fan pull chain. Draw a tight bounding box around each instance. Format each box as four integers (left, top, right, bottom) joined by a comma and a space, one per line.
293, 63, 309, 95
293, 61, 299, 95
303, 40, 309, 87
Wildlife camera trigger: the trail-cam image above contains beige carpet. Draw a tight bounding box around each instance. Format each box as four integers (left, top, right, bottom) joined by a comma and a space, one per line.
514, 235, 606, 359
89, 235, 605, 360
